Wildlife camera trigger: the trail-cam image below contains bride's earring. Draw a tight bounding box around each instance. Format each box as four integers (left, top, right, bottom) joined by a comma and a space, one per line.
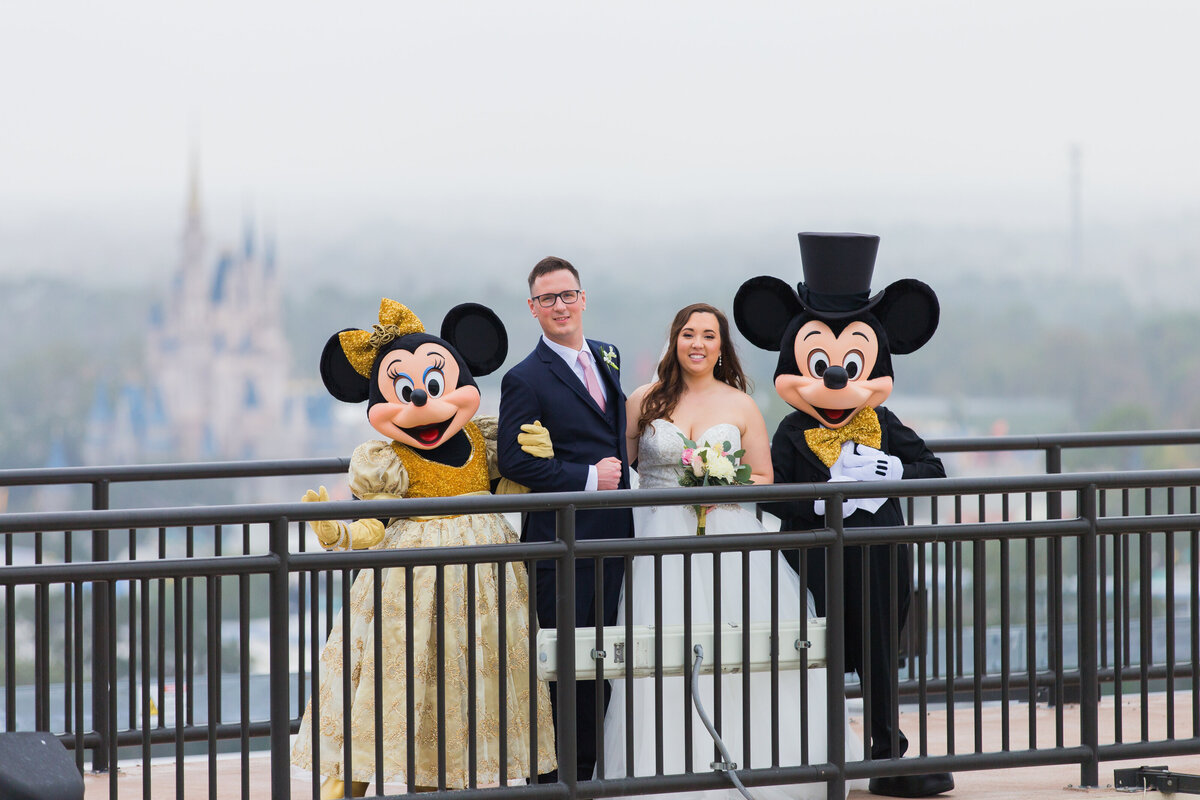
716, 355, 723, 372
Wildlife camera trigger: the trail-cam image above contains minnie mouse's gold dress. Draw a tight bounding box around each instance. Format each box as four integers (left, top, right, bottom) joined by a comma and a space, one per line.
292, 418, 556, 787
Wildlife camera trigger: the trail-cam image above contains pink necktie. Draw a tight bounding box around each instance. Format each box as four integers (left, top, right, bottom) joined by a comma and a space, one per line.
578, 350, 606, 412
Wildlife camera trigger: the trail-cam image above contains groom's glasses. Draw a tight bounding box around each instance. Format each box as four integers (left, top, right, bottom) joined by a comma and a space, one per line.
531, 290, 582, 307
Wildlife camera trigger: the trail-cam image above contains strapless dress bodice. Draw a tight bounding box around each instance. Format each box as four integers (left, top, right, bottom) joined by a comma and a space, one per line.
637, 419, 742, 490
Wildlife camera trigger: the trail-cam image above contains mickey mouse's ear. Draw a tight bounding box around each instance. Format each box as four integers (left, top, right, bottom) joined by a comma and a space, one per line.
440, 303, 508, 376
873, 279, 939, 355
733, 276, 804, 351
320, 329, 371, 403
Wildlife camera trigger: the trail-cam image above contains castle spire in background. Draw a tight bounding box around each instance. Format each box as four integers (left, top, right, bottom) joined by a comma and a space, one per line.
187, 147, 203, 224
85, 154, 342, 468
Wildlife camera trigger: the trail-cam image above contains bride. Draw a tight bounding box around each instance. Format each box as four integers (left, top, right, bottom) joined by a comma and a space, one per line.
599, 303, 864, 799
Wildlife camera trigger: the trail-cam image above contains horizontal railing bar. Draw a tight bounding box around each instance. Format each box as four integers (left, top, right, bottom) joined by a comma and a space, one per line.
3, 429, 1197, 490
851, 518, 1090, 544
927, 429, 1200, 453
586, 746, 1094, 798
888, 661, 1200, 700
289, 540, 567, 570
3, 468, 1200, 535
336, 784, 569, 800
0, 458, 349, 487
60, 718, 294, 750
841, 748, 1093, 779
573, 529, 836, 556
1096, 513, 1200, 534
0, 554, 281, 585
1098, 738, 1200, 760
584, 764, 836, 797
2, 506, 1195, 551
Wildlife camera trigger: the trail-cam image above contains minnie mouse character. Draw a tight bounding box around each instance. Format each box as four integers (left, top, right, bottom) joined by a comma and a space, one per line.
734, 233, 952, 798
291, 298, 555, 799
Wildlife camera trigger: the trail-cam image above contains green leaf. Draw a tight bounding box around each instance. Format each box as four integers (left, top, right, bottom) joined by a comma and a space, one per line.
677, 432, 699, 450
732, 448, 746, 459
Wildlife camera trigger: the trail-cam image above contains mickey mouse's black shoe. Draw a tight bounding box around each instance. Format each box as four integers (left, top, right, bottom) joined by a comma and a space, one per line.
868, 772, 954, 797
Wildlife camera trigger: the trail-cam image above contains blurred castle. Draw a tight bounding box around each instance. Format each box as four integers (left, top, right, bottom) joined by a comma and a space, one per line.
83, 162, 340, 464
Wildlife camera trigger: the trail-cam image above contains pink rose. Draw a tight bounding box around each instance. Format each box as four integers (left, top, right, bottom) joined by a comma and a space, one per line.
681, 448, 695, 465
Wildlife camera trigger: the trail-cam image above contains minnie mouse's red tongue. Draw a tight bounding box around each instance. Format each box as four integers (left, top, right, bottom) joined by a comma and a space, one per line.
417, 427, 442, 444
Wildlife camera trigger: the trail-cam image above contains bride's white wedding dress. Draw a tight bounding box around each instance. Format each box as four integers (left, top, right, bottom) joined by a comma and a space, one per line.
598, 419, 864, 800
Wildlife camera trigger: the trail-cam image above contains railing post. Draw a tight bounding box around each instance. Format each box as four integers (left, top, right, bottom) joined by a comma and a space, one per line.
269, 517, 292, 799
826, 494, 846, 800
556, 504, 578, 797
1079, 485, 1100, 787
1046, 446, 1062, 708
90, 479, 111, 773
1045, 445, 1062, 517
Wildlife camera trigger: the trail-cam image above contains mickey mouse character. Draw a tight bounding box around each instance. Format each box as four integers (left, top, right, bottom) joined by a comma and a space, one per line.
291, 298, 556, 799
735, 233, 953, 798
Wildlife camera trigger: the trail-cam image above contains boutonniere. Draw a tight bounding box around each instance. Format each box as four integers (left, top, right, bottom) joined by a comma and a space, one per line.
601, 345, 619, 371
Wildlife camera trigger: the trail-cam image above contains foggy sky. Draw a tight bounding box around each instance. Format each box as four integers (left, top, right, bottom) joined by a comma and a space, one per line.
2, 1, 1198, 282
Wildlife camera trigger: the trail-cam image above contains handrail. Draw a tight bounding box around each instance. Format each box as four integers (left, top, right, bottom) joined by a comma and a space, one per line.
0, 457, 349, 487
1, 428, 1198, 489
925, 428, 1200, 452
2, 467, 1200, 535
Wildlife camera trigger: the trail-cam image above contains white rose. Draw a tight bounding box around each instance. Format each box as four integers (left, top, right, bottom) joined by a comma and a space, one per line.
691, 456, 706, 477
708, 456, 736, 482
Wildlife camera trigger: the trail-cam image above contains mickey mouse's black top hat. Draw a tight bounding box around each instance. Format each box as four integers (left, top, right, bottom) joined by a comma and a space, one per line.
795, 232, 885, 318
733, 231, 939, 356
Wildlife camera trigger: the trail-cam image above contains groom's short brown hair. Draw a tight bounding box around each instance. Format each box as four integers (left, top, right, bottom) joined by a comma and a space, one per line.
527, 256, 581, 293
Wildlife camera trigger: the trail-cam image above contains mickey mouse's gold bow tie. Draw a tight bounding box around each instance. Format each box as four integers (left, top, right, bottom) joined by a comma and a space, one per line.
804, 407, 882, 468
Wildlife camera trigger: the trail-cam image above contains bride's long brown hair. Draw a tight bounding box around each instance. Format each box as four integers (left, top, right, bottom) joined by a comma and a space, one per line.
637, 303, 751, 437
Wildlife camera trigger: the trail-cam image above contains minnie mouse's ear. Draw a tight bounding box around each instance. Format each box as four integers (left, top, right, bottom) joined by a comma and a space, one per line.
441, 303, 508, 377
873, 278, 940, 355
320, 330, 371, 402
733, 276, 804, 351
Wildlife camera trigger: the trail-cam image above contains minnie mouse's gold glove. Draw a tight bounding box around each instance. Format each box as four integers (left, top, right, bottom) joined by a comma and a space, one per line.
518, 420, 554, 458
302, 486, 386, 550
345, 518, 386, 549
494, 477, 531, 495
302, 486, 342, 547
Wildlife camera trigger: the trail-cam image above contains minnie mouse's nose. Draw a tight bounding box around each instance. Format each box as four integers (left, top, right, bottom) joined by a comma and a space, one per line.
822, 366, 848, 390
411, 389, 428, 407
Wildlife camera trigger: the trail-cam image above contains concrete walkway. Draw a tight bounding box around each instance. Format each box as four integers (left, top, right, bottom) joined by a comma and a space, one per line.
84, 692, 1200, 799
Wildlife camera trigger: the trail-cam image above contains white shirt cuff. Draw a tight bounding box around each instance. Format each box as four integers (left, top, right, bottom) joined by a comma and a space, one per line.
585, 465, 598, 492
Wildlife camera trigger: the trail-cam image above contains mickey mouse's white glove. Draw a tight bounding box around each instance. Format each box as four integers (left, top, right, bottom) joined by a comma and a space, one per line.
838, 443, 903, 482
813, 476, 860, 518
815, 442, 901, 518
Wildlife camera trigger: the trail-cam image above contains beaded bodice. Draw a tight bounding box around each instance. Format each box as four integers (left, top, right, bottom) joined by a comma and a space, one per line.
637, 419, 742, 490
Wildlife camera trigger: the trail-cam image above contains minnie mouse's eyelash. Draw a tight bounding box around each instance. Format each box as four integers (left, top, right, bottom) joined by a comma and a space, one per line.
431, 355, 446, 370
386, 365, 404, 380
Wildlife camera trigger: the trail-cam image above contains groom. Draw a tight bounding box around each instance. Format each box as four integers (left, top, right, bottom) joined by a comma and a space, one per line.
497, 256, 634, 783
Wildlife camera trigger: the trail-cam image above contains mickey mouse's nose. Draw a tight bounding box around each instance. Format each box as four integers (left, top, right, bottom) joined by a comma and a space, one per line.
822, 366, 848, 390
410, 389, 428, 407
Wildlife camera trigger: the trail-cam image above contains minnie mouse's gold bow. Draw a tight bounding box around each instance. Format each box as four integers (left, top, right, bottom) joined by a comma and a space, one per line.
803, 407, 882, 468
338, 298, 425, 378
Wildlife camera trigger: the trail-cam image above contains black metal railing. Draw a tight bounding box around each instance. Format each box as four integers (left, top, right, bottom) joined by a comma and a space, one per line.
2, 429, 1200, 799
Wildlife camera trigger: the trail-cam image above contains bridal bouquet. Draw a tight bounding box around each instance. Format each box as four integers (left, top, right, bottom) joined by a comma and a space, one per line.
677, 433, 753, 534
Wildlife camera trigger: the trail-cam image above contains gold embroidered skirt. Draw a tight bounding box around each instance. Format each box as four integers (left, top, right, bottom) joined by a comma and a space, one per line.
291, 512, 557, 787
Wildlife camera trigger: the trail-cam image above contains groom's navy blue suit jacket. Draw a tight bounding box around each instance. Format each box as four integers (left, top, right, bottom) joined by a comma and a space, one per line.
498, 337, 633, 627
